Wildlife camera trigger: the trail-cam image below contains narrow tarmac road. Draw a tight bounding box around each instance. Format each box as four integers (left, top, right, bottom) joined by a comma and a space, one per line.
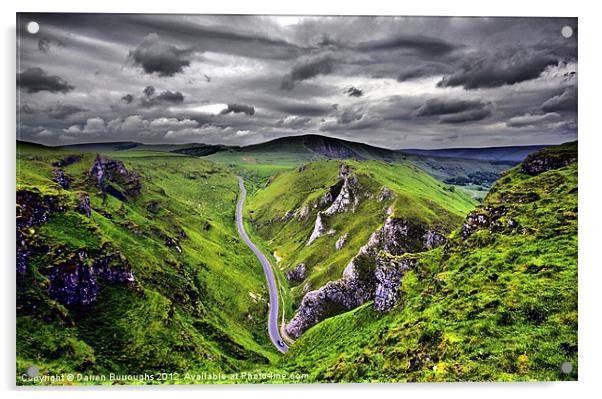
236, 177, 289, 353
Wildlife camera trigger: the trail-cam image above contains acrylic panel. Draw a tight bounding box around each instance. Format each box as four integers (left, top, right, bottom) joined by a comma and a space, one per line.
16, 13, 578, 385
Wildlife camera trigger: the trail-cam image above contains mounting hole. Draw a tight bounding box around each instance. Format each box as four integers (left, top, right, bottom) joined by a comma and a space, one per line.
26, 21, 39, 34
560, 361, 573, 374
26, 366, 39, 377
561, 25, 573, 39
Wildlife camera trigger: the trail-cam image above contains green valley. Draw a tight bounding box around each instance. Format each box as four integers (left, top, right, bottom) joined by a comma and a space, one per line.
15, 138, 578, 384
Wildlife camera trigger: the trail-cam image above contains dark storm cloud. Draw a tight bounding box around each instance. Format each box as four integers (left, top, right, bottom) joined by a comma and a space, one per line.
17, 67, 74, 94
397, 64, 450, 82
156, 90, 184, 103
437, 49, 561, 90
219, 104, 255, 116
121, 94, 134, 104
415, 98, 492, 124
129, 33, 192, 77
415, 99, 489, 117
123, 14, 303, 60
137, 86, 184, 107
541, 86, 577, 113
346, 87, 363, 97
15, 14, 577, 148
143, 86, 155, 97
355, 34, 458, 56
281, 55, 337, 90
439, 108, 492, 124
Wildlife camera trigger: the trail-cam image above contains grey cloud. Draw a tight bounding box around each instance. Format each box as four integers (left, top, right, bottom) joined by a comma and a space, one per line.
121, 94, 134, 104
397, 64, 450, 82
506, 112, 561, 128
355, 34, 457, 56
47, 104, 88, 119
541, 87, 577, 113
415, 98, 492, 124
143, 86, 155, 97
338, 109, 363, 124
140, 86, 185, 107
416, 98, 489, 117
17, 67, 74, 94
439, 108, 492, 124
346, 87, 363, 97
129, 33, 192, 77
219, 103, 255, 116
277, 116, 312, 130
281, 55, 337, 90
437, 49, 560, 90
271, 102, 334, 117
156, 90, 184, 103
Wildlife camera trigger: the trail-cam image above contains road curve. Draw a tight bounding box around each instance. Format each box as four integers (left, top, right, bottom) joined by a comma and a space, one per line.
236, 177, 289, 353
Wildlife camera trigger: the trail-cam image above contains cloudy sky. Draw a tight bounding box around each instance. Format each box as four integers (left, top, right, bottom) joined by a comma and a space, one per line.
17, 14, 577, 149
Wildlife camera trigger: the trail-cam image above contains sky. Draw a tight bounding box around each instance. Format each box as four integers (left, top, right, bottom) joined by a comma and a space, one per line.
17, 14, 577, 149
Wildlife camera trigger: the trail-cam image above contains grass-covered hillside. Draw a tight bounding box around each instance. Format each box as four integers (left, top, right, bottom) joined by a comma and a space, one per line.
16, 143, 279, 384
279, 142, 578, 382
246, 160, 477, 314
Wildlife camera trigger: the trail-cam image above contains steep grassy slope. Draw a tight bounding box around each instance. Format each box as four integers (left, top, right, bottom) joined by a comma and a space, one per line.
246, 160, 477, 312
16, 144, 279, 384
279, 142, 578, 382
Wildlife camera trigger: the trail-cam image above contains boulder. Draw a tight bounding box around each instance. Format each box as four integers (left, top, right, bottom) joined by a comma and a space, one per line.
47, 250, 134, 306
335, 233, 349, 250
286, 263, 307, 285
53, 169, 70, 189
76, 192, 92, 217
520, 142, 577, 176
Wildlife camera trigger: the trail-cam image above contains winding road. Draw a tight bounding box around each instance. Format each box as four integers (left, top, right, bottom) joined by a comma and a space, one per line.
236, 177, 289, 353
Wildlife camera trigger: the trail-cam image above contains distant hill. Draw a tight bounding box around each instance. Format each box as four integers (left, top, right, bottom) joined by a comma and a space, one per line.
24, 135, 552, 194
399, 145, 547, 163
35, 134, 546, 164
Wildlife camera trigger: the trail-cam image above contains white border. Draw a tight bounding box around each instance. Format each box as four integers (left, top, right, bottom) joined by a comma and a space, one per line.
2, 1, 600, 398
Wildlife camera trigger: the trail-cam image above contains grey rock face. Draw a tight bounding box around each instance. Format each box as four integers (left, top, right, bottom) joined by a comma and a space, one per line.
47, 251, 134, 306
461, 205, 510, 238
286, 263, 307, 285
319, 190, 334, 207
303, 136, 359, 160
335, 233, 349, 250
282, 210, 294, 222
324, 175, 358, 215
52, 154, 82, 168
16, 188, 67, 273
378, 187, 393, 202
146, 200, 161, 213
338, 164, 352, 178
295, 204, 309, 220
374, 255, 417, 311
87, 155, 141, 199
423, 230, 446, 250
521, 150, 577, 176
285, 263, 374, 339
53, 169, 70, 189
76, 192, 92, 217
306, 212, 325, 246
286, 216, 448, 338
